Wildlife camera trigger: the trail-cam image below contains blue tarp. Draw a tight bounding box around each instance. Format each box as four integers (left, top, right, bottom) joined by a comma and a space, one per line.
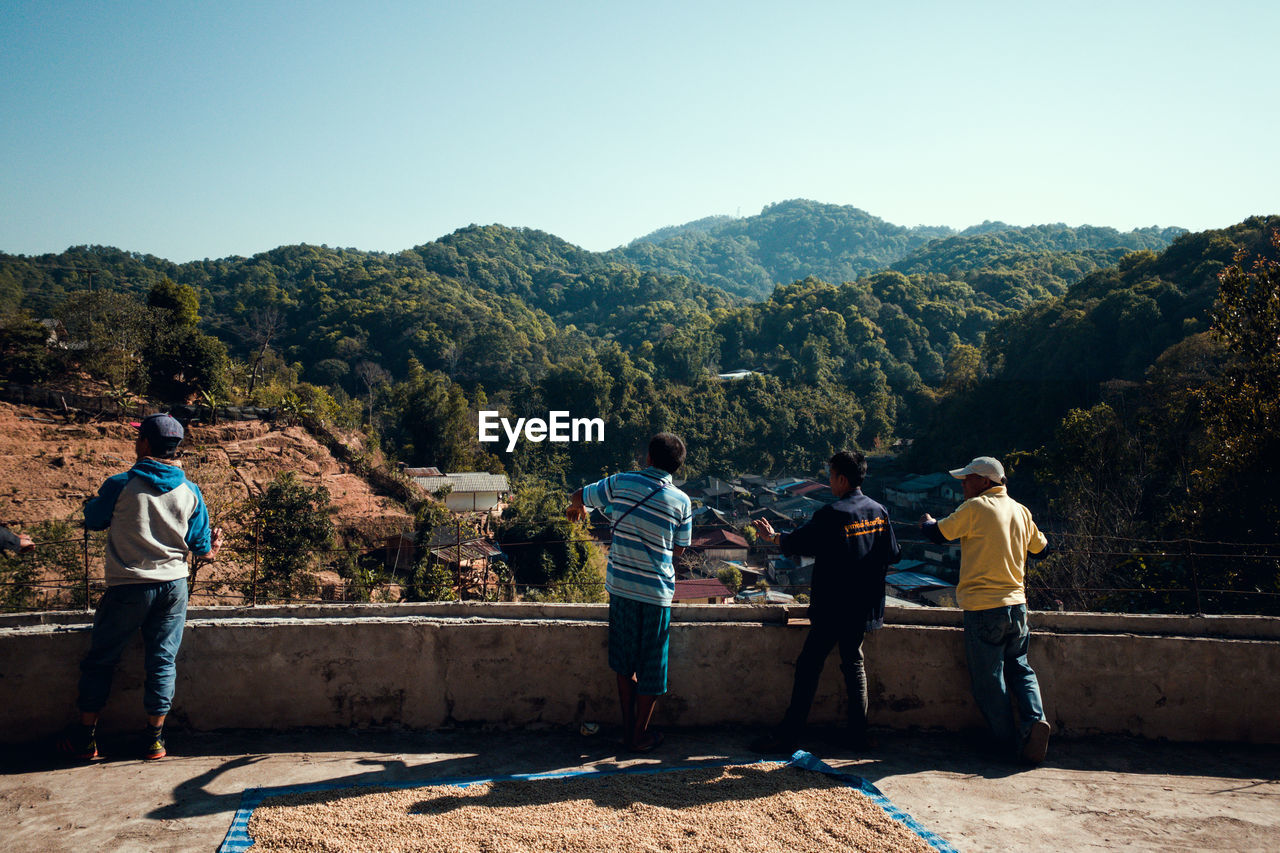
220, 750, 958, 852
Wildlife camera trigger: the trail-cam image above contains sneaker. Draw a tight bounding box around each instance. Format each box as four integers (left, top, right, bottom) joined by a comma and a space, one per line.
144, 727, 166, 761
56, 724, 97, 761
1021, 719, 1051, 765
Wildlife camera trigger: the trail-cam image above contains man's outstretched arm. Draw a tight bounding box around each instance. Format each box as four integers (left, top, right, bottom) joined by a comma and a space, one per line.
918, 512, 960, 546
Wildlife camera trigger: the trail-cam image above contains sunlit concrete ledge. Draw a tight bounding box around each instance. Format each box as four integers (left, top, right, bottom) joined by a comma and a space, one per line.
2, 603, 1277, 744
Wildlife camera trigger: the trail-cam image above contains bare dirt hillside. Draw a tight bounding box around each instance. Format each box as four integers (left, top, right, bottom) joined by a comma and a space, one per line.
0, 401, 415, 605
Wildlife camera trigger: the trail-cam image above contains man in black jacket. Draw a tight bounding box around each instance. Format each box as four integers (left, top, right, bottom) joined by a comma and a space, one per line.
751, 451, 901, 753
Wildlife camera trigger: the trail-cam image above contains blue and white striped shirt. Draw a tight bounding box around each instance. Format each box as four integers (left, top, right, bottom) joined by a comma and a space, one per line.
583, 467, 693, 607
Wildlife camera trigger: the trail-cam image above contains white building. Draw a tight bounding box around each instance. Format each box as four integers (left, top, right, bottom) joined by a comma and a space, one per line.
413, 471, 511, 513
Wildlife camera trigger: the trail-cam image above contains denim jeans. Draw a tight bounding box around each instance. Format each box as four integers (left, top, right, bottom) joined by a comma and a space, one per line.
963, 604, 1045, 751
78, 578, 188, 717
780, 618, 868, 740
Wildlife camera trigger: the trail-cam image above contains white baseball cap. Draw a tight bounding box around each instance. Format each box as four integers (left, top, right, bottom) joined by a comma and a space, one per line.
949, 456, 1005, 482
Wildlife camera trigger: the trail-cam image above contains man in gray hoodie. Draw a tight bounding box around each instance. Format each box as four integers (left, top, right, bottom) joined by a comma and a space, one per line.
59, 414, 222, 760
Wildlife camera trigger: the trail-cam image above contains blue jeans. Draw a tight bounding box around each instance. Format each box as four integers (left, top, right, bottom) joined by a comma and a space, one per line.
78, 578, 188, 717
963, 604, 1045, 751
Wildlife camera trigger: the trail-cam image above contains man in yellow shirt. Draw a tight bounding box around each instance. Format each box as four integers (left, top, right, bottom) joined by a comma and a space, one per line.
920, 456, 1052, 765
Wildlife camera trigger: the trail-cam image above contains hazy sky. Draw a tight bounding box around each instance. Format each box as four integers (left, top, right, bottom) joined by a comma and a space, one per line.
2, 0, 1275, 262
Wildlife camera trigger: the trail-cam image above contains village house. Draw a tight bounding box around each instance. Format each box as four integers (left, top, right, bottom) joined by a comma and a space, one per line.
689, 528, 750, 562
672, 577, 734, 604
770, 554, 815, 591
691, 505, 734, 529
884, 472, 963, 512
427, 535, 505, 598
747, 506, 795, 532
886, 560, 955, 607
734, 587, 796, 604
769, 494, 823, 522
411, 470, 511, 514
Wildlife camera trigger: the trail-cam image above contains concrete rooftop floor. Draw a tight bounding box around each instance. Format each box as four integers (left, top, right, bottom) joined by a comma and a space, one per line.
2, 727, 1278, 852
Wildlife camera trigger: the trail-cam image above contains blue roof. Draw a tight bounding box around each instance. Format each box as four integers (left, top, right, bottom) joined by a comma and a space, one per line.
772, 495, 821, 512
896, 472, 957, 492
885, 571, 952, 591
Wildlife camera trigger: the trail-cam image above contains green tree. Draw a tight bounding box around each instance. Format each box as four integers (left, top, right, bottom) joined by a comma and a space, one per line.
406, 497, 459, 602
147, 277, 200, 327
0, 519, 84, 612
716, 564, 743, 593
498, 480, 605, 602
146, 328, 230, 403
0, 534, 41, 612
243, 473, 335, 601
1195, 234, 1280, 547
0, 313, 56, 383
144, 278, 230, 402
57, 290, 152, 391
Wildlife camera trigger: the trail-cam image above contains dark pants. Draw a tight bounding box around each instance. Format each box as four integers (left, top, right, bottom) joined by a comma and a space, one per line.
780, 619, 867, 740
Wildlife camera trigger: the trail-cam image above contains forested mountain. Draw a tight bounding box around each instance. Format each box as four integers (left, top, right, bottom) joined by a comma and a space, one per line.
909, 217, 1277, 468
0, 214, 1089, 476
0, 208, 1262, 496
3, 207, 1278, 612
906, 215, 1280, 609
615, 199, 950, 299
616, 199, 1184, 300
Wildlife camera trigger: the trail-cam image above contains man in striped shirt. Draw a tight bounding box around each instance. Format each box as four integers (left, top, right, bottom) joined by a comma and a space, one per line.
567, 433, 693, 752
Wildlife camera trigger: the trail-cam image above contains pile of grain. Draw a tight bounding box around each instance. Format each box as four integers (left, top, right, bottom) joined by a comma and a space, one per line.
247, 762, 939, 852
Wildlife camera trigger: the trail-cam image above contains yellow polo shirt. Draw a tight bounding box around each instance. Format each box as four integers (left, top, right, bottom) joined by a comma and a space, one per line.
936, 486, 1047, 611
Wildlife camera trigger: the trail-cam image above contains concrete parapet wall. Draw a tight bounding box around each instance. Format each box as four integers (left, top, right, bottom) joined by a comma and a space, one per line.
2, 604, 1277, 744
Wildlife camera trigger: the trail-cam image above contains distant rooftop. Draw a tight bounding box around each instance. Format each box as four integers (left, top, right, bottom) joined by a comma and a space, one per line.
413, 472, 511, 493
691, 529, 749, 550
673, 578, 734, 601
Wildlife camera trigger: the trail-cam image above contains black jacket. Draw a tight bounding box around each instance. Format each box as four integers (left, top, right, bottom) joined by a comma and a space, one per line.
779, 488, 901, 627
0, 525, 22, 552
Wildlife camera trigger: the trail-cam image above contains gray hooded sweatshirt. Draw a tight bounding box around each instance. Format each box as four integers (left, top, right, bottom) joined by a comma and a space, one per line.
84, 457, 213, 585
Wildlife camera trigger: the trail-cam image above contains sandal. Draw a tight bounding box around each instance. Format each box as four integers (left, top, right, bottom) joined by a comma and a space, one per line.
630, 731, 665, 753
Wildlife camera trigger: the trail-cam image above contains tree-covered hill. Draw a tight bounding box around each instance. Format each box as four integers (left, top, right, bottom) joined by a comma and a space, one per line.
615, 199, 952, 299
900, 215, 1280, 612
909, 215, 1280, 471
0, 208, 1245, 492
615, 199, 1184, 301
414, 224, 737, 338
6, 209, 1278, 614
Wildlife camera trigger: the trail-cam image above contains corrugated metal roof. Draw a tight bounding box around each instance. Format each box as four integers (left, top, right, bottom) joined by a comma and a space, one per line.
429, 538, 504, 562
885, 571, 952, 591
734, 588, 796, 604
413, 472, 510, 493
